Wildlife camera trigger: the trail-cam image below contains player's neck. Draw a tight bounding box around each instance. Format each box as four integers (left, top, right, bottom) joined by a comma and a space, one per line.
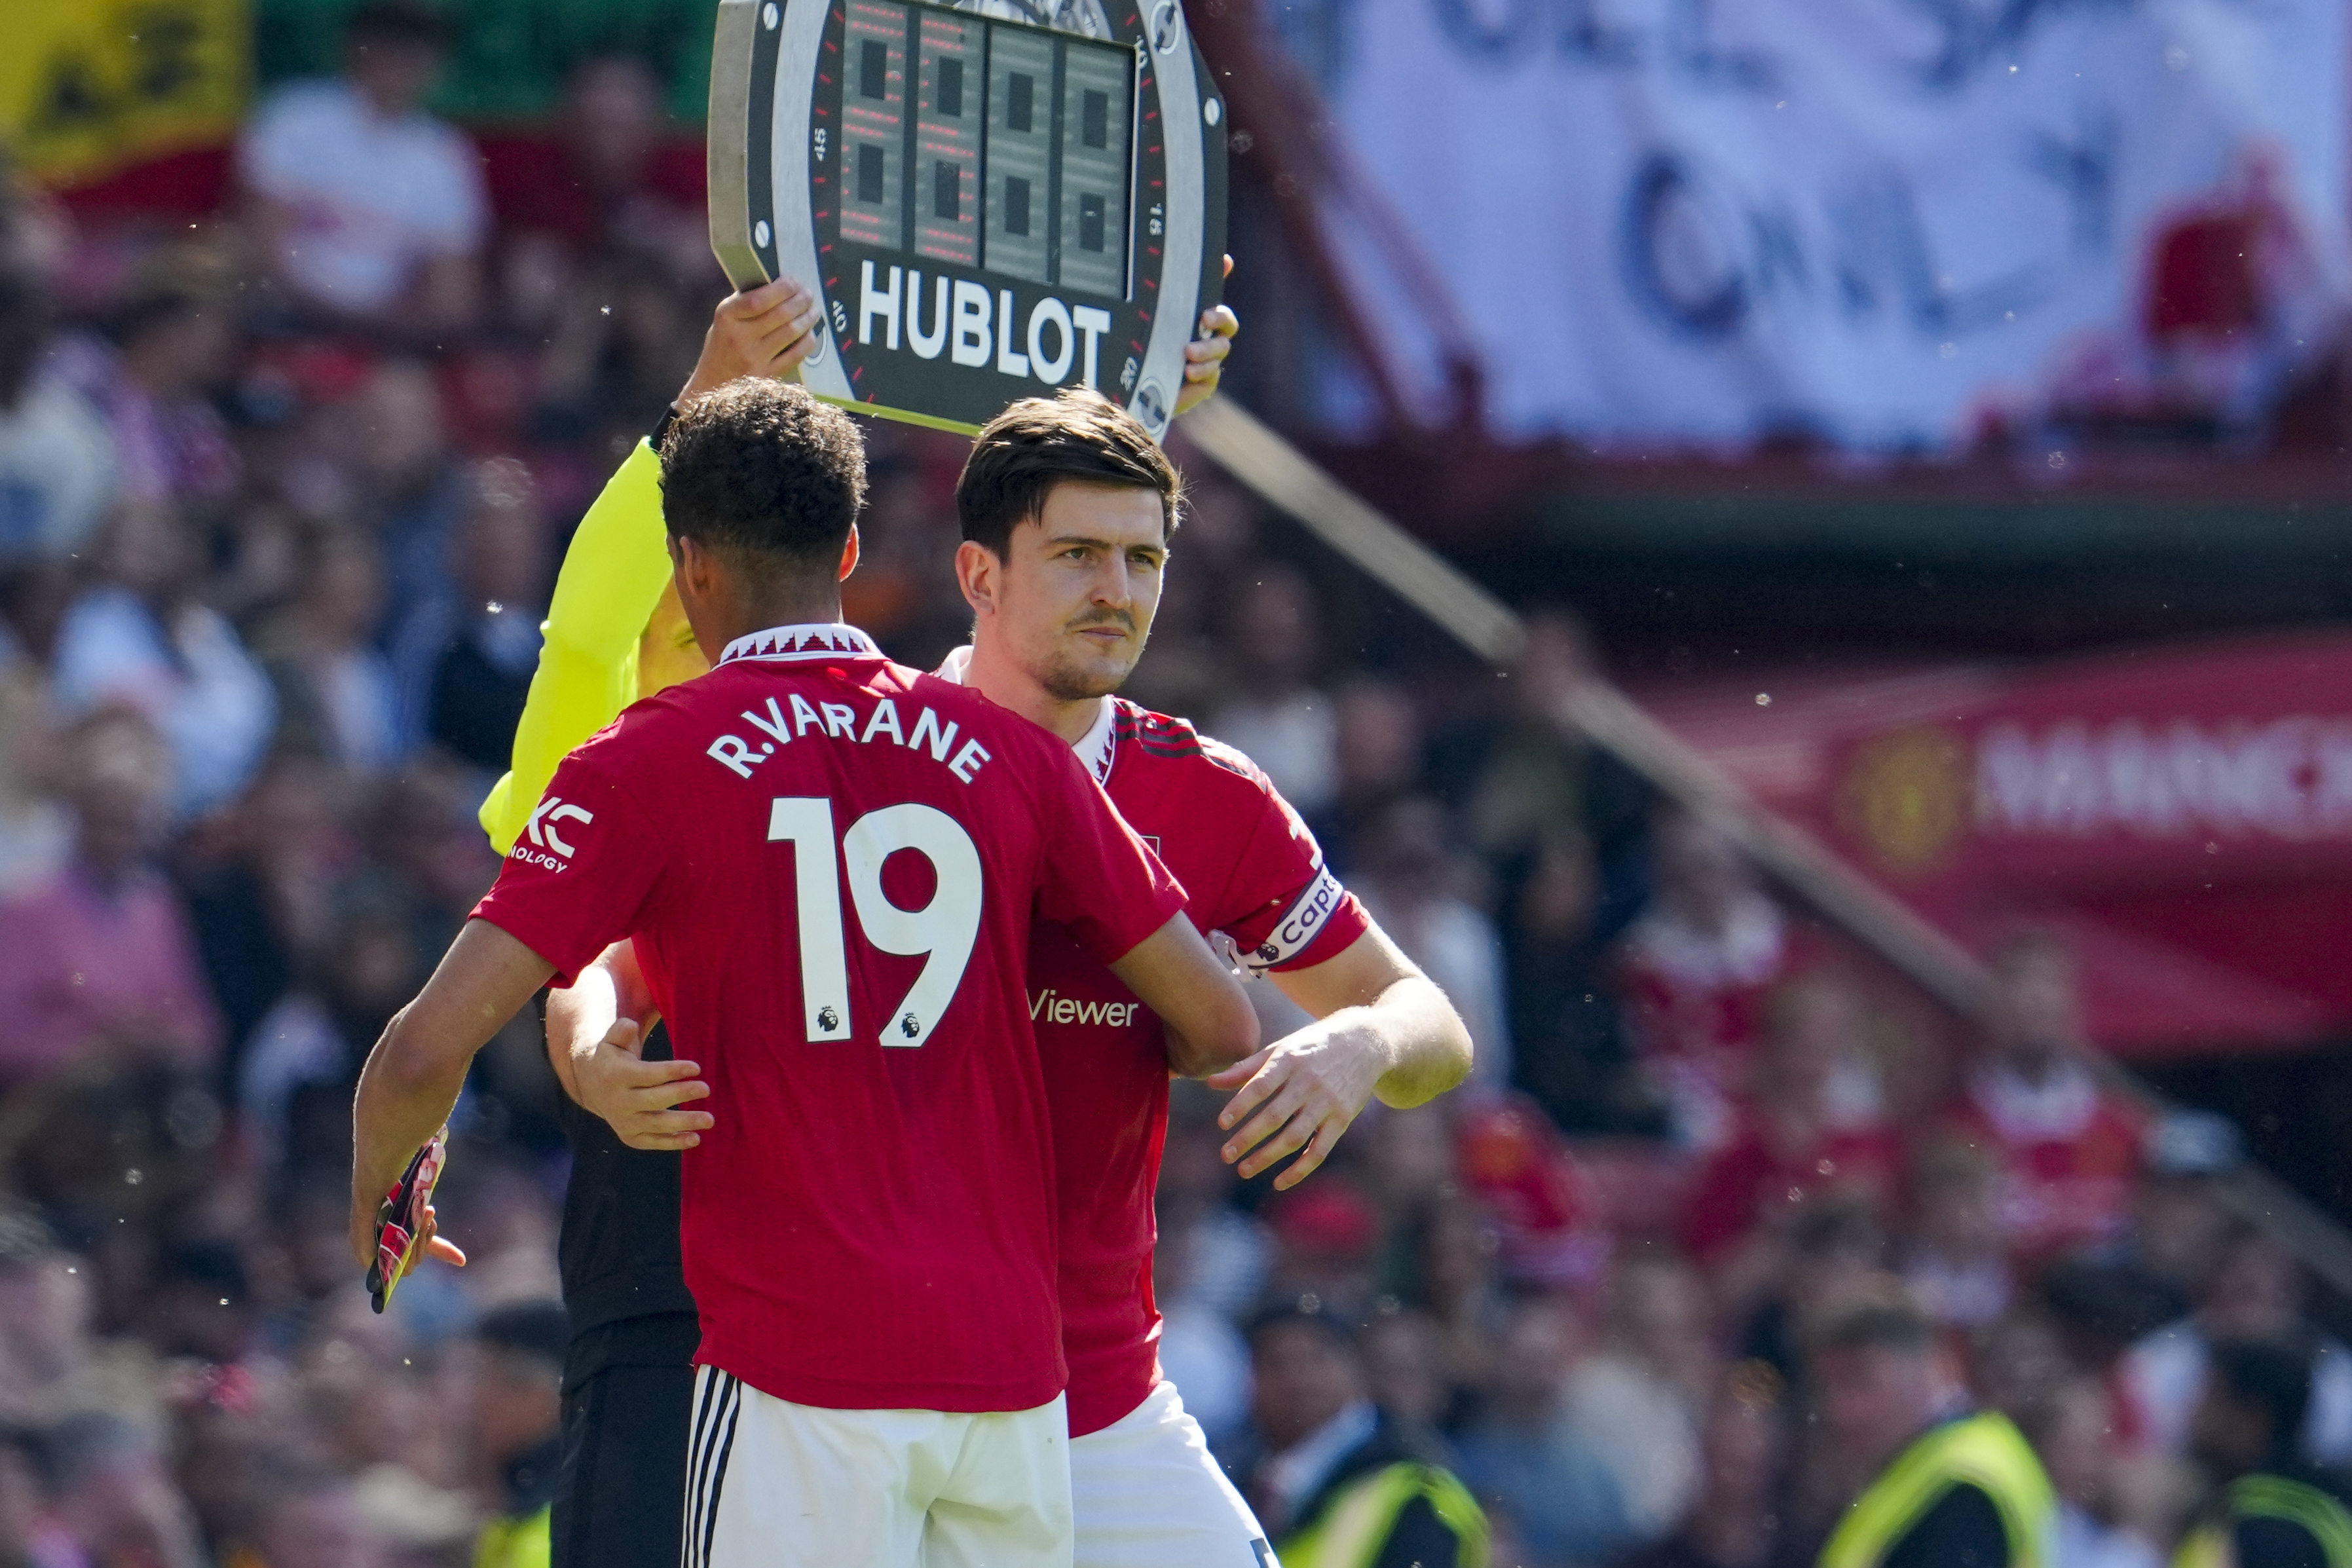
699, 593, 849, 656
965, 637, 1100, 746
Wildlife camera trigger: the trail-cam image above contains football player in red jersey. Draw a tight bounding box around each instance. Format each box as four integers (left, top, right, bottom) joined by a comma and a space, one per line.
350, 379, 1258, 1568
568, 390, 1475, 1568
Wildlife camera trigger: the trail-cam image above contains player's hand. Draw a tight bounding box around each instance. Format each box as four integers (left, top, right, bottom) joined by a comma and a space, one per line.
1205, 1011, 1386, 1188
573, 1018, 715, 1151
677, 278, 828, 405
346, 1201, 467, 1273
1174, 255, 1238, 418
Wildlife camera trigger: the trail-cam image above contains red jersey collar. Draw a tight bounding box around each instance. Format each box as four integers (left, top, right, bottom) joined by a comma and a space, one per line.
935, 644, 1116, 785
716, 623, 884, 665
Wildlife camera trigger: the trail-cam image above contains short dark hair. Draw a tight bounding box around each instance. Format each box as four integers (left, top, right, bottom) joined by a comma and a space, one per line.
2208, 1337, 2313, 1457
347, 1, 453, 48
1248, 1296, 1360, 1356
956, 390, 1182, 560
660, 379, 868, 584
1806, 1287, 1935, 1358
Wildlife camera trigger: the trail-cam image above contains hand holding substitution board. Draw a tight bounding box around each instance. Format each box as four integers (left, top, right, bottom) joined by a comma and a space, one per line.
708, 0, 1227, 436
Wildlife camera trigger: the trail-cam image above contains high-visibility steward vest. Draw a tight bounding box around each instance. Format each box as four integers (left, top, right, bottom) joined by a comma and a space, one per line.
473, 1503, 551, 1568
1277, 1460, 1491, 1568
1818, 1411, 2056, 1568
2175, 1474, 2352, 1568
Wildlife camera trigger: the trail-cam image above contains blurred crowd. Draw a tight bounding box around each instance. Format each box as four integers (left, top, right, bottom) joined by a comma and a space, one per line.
0, 5, 2345, 1565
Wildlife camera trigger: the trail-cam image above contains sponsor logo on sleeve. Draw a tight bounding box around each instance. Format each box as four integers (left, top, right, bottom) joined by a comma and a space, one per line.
512, 796, 593, 869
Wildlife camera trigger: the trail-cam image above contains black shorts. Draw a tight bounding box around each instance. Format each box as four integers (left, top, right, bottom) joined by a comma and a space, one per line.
551, 1317, 700, 1568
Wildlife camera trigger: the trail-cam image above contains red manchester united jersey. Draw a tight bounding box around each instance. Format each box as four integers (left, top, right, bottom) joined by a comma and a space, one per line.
945, 664, 1370, 1436
1930, 1060, 2146, 1268
474, 625, 1185, 1413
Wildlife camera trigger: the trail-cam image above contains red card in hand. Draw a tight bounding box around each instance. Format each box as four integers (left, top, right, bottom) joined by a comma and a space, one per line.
367, 1129, 448, 1314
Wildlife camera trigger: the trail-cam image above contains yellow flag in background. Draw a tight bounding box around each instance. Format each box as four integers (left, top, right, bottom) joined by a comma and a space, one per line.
1, 0, 250, 187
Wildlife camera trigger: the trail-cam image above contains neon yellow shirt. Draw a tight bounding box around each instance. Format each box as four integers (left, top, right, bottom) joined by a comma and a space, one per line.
473, 1504, 551, 1568
478, 439, 673, 855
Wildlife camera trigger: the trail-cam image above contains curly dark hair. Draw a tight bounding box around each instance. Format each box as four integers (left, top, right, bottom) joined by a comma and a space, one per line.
660, 379, 868, 580
956, 389, 1181, 561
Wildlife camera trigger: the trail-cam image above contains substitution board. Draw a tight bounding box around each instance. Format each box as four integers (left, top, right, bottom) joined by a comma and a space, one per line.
709, 0, 1228, 438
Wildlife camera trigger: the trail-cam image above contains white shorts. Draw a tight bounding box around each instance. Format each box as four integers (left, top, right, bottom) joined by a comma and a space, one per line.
1070, 1381, 1278, 1568
682, 1367, 1074, 1568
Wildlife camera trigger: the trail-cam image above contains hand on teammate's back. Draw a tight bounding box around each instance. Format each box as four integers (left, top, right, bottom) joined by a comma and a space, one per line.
1174, 255, 1240, 418
572, 1017, 716, 1151
677, 276, 828, 405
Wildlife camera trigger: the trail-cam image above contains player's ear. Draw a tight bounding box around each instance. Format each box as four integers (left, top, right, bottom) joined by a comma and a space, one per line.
671, 532, 722, 605
837, 525, 860, 582
953, 538, 999, 618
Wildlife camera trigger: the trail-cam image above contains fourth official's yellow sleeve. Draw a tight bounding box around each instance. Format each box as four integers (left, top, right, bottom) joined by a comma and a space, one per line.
478, 439, 672, 855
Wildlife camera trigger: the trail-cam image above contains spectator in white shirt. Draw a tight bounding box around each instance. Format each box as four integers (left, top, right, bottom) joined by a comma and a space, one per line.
0, 263, 117, 569
48, 498, 276, 820
2121, 1223, 2352, 1470
2036, 1379, 2163, 1568
1564, 1255, 1712, 1539
238, 2, 485, 333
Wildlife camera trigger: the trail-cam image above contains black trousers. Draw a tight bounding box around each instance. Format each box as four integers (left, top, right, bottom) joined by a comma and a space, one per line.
550, 1359, 697, 1568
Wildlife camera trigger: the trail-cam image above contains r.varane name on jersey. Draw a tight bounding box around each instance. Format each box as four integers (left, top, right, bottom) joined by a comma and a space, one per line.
476, 624, 1186, 1413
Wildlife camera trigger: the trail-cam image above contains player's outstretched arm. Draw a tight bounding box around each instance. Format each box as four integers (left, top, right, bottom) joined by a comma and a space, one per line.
1206, 924, 1474, 1189
545, 940, 713, 1151
349, 920, 556, 1268
1108, 913, 1260, 1076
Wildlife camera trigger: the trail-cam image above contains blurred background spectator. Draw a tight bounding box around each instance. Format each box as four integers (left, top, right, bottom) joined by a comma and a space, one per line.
1234, 1302, 1489, 1567
1933, 934, 2148, 1272
1617, 810, 1789, 1150
0, 709, 221, 1087
0, 262, 115, 577
1449, 1294, 1630, 1565
238, 1, 485, 334
1615, 1360, 1787, 1568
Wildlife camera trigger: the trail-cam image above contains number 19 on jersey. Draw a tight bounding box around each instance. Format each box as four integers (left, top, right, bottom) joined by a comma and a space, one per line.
768, 796, 983, 1047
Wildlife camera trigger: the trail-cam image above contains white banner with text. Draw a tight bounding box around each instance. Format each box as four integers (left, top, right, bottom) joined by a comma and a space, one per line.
1324, 0, 2351, 449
